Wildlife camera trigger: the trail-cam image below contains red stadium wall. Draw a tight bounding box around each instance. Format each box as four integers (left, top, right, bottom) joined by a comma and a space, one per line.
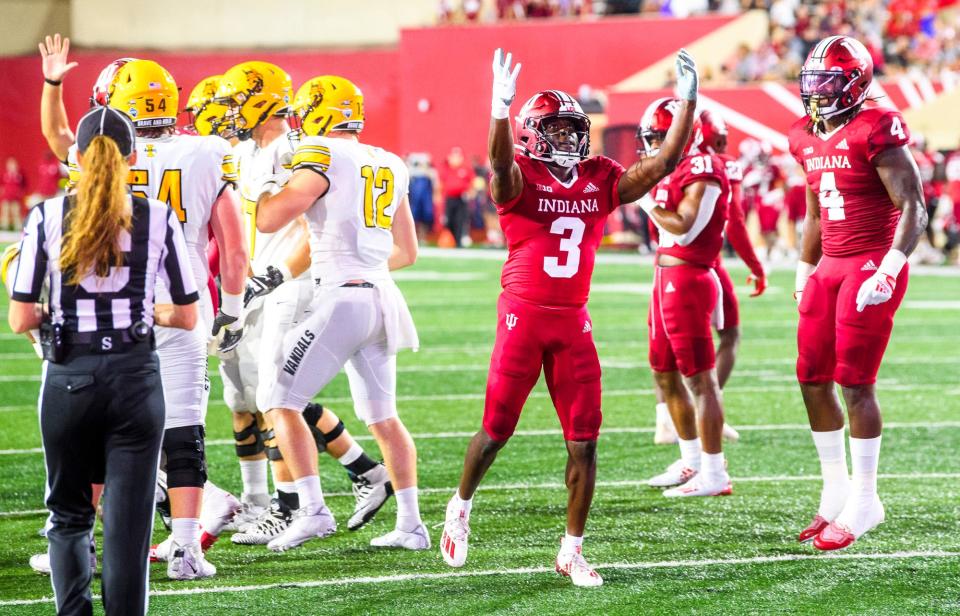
0, 14, 736, 195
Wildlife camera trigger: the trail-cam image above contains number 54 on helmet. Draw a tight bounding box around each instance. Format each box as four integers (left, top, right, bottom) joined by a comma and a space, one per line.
108, 59, 179, 128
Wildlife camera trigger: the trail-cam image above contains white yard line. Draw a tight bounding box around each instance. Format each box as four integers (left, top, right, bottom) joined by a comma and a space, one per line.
2, 420, 960, 456
1, 550, 956, 606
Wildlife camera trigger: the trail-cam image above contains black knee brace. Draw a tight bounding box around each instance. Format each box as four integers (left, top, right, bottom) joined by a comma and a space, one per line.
233, 412, 265, 458
263, 427, 283, 461
163, 425, 207, 488
311, 420, 345, 454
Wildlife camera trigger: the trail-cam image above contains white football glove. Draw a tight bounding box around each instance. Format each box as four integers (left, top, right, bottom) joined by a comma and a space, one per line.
491, 48, 521, 120
675, 48, 699, 102
855, 249, 907, 312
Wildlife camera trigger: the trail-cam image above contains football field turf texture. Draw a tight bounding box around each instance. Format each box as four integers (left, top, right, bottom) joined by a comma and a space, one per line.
1, 249, 959, 614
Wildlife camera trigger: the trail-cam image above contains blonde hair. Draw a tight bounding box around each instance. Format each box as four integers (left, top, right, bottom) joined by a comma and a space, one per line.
59, 136, 132, 286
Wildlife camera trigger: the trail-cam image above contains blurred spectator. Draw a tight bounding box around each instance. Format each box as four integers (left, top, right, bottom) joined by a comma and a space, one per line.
1, 157, 27, 230
36, 151, 65, 200
439, 147, 476, 247
408, 153, 440, 244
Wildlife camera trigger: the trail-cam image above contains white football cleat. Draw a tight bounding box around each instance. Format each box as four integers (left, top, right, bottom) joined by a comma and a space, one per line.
371, 524, 431, 550
167, 541, 216, 580
348, 464, 393, 531
722, 423, 740, 442
199, 483, 241, 537
647, 459, 698, 488
654, 414, 679, 445
440, 509, 470, 567
267, 507, 337, 552
231, 499, 293, 545
555, 546, 603, 587
29, 539, 97, 575
222, 496, 270, 534
150, 535, 173, 562
663, 474, 732, 498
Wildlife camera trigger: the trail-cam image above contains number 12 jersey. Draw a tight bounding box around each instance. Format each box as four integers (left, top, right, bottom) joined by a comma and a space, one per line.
494, 154, 625, 308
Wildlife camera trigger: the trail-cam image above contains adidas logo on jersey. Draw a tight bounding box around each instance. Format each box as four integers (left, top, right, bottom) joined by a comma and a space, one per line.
836, 139, 849, 150
583, 182, 599, 194
803, 146, 815, 155
665, 281, 676, 293
861, 259, 878, 272
582, 320, 592, 333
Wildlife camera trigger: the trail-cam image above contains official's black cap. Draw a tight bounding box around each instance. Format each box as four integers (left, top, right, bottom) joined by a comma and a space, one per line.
76, 107, 136, 156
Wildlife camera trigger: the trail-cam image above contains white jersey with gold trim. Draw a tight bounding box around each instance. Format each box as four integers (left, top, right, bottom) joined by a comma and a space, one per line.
66, 134, 236, 303
290, 136, 409, 286
234, 135, 308, 279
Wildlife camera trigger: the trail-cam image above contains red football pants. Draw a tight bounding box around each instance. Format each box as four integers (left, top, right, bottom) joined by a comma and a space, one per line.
648, 264, 720, 377
797, 249, 909, 386
483, 293, 602, 442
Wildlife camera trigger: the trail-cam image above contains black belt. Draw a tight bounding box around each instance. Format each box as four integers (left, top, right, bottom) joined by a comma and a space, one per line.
63, 327, 154, 355
341, 282, 375, 288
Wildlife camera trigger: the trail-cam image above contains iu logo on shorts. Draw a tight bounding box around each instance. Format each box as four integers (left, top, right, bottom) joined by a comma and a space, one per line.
505, 313, 518, 330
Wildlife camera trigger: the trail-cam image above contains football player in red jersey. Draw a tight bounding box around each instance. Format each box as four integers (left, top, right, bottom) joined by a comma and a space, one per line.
649, 109, 765, 447
789, 35, 926, 551
439, 48, 699, 586
636, 98, 733, 498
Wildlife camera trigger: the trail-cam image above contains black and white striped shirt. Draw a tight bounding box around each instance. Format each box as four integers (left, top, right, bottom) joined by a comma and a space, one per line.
10, 195, 198, 332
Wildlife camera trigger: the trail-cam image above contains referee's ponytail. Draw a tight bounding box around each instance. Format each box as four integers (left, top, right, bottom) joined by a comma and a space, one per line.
60, 135, 132, 286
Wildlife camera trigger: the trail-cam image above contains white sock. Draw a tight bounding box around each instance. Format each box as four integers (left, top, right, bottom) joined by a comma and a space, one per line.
395, 487, 422, 532
275, 481, 296, 496
701, 451, 726, 482
678, 437, 702, 470
293, 475, 325, 514
171, 518, 200, 546
560, 533, 583, 555
836, 435, 882, 532
240, 459, 269, 499
448, 490, 473, 519
655, 402, 672, 425
811, 428, 850, 520
338, 442, 363, 466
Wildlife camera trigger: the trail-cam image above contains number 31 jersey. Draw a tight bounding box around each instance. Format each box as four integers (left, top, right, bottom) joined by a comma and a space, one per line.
290, 136, 409, 285
788, 107, 910, 257
494, 154, 625, 309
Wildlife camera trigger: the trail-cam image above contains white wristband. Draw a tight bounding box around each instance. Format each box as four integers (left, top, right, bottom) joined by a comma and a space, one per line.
278, 262, 294, 282
638, 198, 657, 215
491, 102, 511, 121
221, 291, 243, 318
877, 249, 907, 279
795, 261, 817, 292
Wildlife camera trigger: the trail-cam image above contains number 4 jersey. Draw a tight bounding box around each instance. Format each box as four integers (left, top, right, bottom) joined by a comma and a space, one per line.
788, 107, 910, 257
494, 153, 625, 308
290, 136, 410, 285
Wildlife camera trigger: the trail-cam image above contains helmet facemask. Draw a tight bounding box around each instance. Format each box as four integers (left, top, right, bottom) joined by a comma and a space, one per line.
638, 129, 666, 158
521, 115, 590, 168
800, 68, 863, 123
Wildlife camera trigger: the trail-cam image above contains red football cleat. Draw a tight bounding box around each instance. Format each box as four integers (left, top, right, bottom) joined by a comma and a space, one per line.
199, 530, 219, 552
798, 514, 829, 543
813, 521, 856, 551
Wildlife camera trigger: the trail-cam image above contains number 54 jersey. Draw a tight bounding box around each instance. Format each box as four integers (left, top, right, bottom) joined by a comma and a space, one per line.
788, 107, 910, 257
495, 154, 625, 308
290, 136, 409, 285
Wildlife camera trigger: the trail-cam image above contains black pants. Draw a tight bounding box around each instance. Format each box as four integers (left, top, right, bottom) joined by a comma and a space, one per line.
446, 196, 468, 247
41, 349, 165, 616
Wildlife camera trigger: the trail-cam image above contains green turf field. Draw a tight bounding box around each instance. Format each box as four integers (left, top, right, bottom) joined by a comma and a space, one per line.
1, 251, 959, 614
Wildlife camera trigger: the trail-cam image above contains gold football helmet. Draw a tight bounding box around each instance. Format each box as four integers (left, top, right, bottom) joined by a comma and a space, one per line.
292, 75, 364, 137
215, 61, 292, 139
108, 59, 179, 128
185, 75, 231, 137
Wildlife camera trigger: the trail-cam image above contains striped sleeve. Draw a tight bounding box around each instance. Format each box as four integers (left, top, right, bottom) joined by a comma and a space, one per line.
291, 143, 331, 175
158, 208, 200, 305
66, 161, 80, 191
10, 205, 48, 302
220, 152, 238, 188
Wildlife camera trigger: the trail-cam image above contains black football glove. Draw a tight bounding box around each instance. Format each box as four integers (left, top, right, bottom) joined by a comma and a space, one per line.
217, 325, 244, 354
243, 265, 285, 308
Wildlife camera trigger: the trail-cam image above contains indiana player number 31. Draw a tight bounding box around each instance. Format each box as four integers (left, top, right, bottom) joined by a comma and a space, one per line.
440, 47, 700, 587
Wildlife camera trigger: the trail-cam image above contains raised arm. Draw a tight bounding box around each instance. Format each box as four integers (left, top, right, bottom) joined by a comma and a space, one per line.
39, 34, 79, 161
617, 50, 699, 204
488, 48, 524, 205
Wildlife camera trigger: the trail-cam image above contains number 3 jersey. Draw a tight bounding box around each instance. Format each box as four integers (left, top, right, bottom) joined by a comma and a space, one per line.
67, 134, 236, 302
788, 107, 910, 257
290, 136, 410, 285
494, 153, 625, 308
652, 153, 730, 267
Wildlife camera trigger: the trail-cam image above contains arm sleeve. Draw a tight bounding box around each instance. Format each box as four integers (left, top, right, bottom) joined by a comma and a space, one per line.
220, 149, 238, 192
867, 111, 911, 163
291, 141, 332, 177
10, 205, 48, 302
159, 209, 200, 305
724, 182, 764, 277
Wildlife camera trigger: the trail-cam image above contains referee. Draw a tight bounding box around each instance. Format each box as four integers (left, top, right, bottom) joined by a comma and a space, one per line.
7, 107, 198, 616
